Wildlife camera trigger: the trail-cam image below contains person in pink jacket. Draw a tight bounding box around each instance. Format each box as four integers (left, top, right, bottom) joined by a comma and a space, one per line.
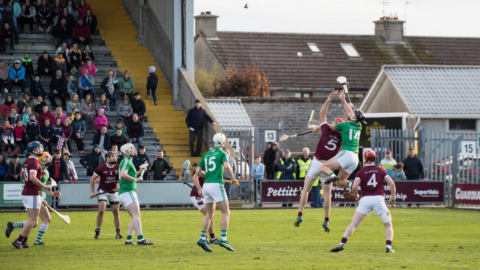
94, 108, 108, 131
53, 107, 67, 126
77, 0, 91, 19
80, 59, 97, 76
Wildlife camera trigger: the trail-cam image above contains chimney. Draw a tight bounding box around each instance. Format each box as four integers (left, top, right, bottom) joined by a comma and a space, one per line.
373, 17, 405, 43
194, 11, 219, 39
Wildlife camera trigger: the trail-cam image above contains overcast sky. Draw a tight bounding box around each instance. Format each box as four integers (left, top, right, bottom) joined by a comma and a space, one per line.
194, 0, 480, 37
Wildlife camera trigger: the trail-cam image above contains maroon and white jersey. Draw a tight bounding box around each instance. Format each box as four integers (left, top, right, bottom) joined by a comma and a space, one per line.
314, 122, 342, 161
94, 164, 119, 192
190, 177, 205, 197
355, 164, 388, 197
22, 156, 43, 196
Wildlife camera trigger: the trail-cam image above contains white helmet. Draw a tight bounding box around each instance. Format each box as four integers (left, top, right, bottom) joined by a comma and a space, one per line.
213, 133, 226, 147
121, 143, 137, 157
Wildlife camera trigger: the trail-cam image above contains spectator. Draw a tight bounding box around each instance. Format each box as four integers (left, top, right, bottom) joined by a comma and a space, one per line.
58, 6, 75, 30
37, 51, 54, 78
53, 106, 66, 125
133, 145, 150, 181
84, 8, 96, 36
150, 150, 171, 180
20, 0, 36, 33
63, 150, 78, 181
80, 144, 104, 180
17, 92, 34, 113
67, 93, 81, 115
81, 44, 95, 63
10, 0, 21, 42
0, 61, 8, 91
71, 111, 85, 154
94, 108, 108, 131
222, 148, 236, 201
51, 118, 63, 150
22, 105, 32, 124
185, 99, 216, 157
38, 104, 53, 126
48, 69, 68, 107
0, 94, 18, 118
77, 0, 90, 19
379, 150, 397, 176
391, 163, 406, 181
127, 113, 144, 149
67, 74, 78, 98
118, 70, 135, 101
310, 178, 323, 208
52, 17, 72, 48
48, 149, 69, 183
0, 153, 7, 180
100, 68, 118, 107
403, 148, 426, 180
54, 52, 67, 76
39, 117, 53, 153
113, 120, 125, 136
1, 22, 14, 53
25, 113, 40, 143
37, 0, 52, 32
65, 0, 77, 18
33, 95, 46, 116
110, 128, 127, 149
7, 153, 21, 181
93, 126, 111, 155
68, 43, 82, 73
277, 150, 296, 180
131, 92, 145, 119
116, 96, 132, 129
72, 17, 90, 45
80, 59, 96, 76
81, 92, 95, 129
146, 66, 158, 105
78, 66, 95, 100
29, 75, 46, 97
21, 52, 34, 83
51, 0, 62, 26
263, 142, 275, 179
110, 144, 123, 164
14, 119, 25, 153
6, 106, 20, 127
1, 120, 15, 155
273, 142, 284, 173
296, 147, 313, 180
8, 60, 26, 94
95, 93, 110, 116
251, 155, 264, 205
55, 41, 69, 58
63, 118, 72, 151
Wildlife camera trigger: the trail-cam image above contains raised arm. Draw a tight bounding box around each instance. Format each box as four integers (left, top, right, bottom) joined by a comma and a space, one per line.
338, 90, 353, 120
319, 90, 338, 123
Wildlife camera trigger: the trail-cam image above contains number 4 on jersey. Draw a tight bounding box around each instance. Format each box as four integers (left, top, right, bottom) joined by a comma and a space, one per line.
367, 173, 377, 187
349, 129, 360, 141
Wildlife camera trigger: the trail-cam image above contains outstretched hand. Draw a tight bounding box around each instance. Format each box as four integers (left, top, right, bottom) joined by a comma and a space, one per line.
338, 90, 346, 101
327, 90, 338, 101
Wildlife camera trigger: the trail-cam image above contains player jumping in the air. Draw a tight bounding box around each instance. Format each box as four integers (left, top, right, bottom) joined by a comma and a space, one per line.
5, 152, 60, 246
330, 149, 396, 253
118, 143, 153, 245
294, 90, 344, 232
90, 152, 122, 240
320, 90, 366, 194
193, 133, 238, 252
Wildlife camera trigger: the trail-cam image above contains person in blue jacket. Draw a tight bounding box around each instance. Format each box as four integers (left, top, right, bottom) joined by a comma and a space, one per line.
8, 60, 26, 94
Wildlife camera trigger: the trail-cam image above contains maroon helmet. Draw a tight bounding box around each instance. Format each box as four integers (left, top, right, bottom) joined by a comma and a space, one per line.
364, 149, 377, 162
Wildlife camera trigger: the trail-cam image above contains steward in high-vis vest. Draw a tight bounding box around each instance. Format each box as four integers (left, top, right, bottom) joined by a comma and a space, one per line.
296, 148, 313, 180
276, 150, 296, 180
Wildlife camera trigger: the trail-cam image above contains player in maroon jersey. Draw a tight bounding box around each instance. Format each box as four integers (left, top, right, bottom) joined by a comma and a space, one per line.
330, 149, 397, 253
189, 163, 218, 244
90, 151, 122, 239
12, 141, 51, 249
295, 90, 344, 232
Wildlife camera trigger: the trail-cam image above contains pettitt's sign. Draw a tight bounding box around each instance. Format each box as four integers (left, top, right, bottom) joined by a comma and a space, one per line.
454, 184, 480, 205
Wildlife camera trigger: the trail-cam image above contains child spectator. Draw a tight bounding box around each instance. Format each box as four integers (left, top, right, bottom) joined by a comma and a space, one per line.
81, 92, 95, 129
118, 70, 135, 101
95, 93, 110, 116
147, 66, 159, 105
71, 112, 85, 154
7, 154, 21, 181
68, 43, 82, 73
54, 52, 67, 76
0, 61, 9, 92
34, 95, 47, 116
48, 149, 70, 183
40, 118, 53, 153
113, 120, 125, 136
29, 75, 47, 97
52, 118, 64, 150
22, 106, 33, 125
116, 96, 132, 129
21, 52, 34, 83
82, 44, 95, 63
63, 150, 78, 181
53, 106, 66, 125
67, 74, 79, 99
94, 108, 108, 131
63, 118, 72, 151
0, 94, 18, 118
78, 67, 95, 99
16, 93, 34, 114
100, 68, 118, 107
14, 119, 26, 154
26, 113, 40, 143
84, 8, 97, 36
6, 107, 20, 127
37, 0, 52, 32
39, 104, 54, 126
391, 163, 406, 181
55, 42, 69, 58
80, 59, 97, 76
1, 120, 15, 155
1, 22, 14, 53
0, 153, 7, 180
68, 108, 78, 123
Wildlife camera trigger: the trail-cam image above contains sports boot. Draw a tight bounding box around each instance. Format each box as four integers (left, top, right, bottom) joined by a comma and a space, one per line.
330, 244, 344, 252
197, 239, 212, 252
294, 216, 303, 227
219, 239, 234, 252
323, 222, 330, 233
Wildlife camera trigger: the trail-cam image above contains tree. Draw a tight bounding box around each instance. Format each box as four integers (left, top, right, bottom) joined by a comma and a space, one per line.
212, 63, 270, 97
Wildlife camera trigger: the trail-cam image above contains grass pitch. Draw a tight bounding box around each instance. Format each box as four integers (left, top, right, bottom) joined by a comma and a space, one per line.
0, 208, 479, 269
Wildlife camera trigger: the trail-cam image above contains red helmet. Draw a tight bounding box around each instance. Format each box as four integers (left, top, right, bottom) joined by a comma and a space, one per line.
334, 118, 345, 125
364, 149, 377, 162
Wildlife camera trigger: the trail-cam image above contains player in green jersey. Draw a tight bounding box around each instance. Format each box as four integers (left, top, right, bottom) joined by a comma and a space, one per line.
193, 133, 238, 252
117, 143, 153, 246
320, 90, 367, 192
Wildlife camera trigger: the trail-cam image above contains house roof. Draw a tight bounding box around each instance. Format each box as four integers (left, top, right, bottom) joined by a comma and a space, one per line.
206, 99, 253, 128
365, 65, 480, 116
200, 31, 480, 92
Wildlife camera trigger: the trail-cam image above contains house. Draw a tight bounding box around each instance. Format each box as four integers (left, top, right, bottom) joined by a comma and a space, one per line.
360, 65, 480, 133
194, 12, 480, 97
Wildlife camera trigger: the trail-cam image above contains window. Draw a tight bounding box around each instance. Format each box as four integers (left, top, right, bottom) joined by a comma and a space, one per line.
340, 43, 360, 58
295, 92, 311, 98
449, 119, 476, 131
307, 43, 321, 53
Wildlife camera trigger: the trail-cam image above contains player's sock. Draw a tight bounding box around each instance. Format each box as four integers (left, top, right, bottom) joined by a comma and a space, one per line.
116, 229, 121, 235
137, 235, 144, 241
347, 181, 352, 189
386, 240, 392, 248
325, 217, 329, 222
298, 212, 303, 217
340, 237, 348, 245
209, 233, 216, 240
34, 223, 48, 244
23, 237, 28, 244
96, 227, 101, 232
15, 234, 25, 243
221, 230, 227, 241
329, 172, 336, 178
126, 235, 133, 242
200, 231, 206, 240
13, 221, 26, 228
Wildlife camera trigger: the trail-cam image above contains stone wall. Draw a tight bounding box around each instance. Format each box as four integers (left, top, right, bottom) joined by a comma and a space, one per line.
240, 97, 363, 153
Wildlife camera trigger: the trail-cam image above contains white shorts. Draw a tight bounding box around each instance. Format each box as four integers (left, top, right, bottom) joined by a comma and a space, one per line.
356, 195, 388, 216
306, 158, 329, 183
22, 195, 42, 210
203, 183, 227, 203
190, 196, 205, 210
334, 150, 359, 174
98, 191, 120, 205
118, 191, 139, 208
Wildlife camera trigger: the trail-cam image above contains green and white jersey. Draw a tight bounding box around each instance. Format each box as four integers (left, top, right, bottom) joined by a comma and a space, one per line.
40, 167, 49, 193
335, 121, 362, 153
119, 156, 137, 195
199, 148, 229, 183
